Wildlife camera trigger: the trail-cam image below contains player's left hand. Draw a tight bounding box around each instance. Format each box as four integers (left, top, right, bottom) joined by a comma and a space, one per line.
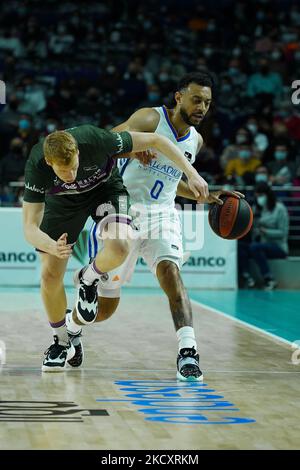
200, 190, 245, 205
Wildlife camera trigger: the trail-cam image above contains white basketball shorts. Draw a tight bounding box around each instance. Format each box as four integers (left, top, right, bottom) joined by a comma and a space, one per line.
88, 208, 183, 298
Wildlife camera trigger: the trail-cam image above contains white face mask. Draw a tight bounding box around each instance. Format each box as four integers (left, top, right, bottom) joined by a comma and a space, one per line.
257, 195, 267, 207
255, 174, 268, 183
47, 123, 57, 133
247, 123, 258, 134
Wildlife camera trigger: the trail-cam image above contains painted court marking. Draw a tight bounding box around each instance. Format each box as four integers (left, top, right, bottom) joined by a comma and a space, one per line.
96, 380, 256, 425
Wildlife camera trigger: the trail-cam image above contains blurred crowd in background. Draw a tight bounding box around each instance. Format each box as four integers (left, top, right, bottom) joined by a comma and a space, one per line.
0, 0, 300, 217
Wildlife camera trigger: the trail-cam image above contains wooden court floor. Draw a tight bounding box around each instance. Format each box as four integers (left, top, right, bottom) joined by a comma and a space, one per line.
0, 289, 299, 450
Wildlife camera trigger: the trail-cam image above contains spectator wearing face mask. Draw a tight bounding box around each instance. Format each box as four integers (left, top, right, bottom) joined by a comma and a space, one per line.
246, 116, 269, 153
226, 59, 247, 89
37, 119, 61, 138
267, 144, 296, 186
220, 127, 252, 169
45, 119, 59, 134
238, 182, 289, 290
18, 76, 47, 115
146, 84, 161, 105
217, 76, 241, 115
224, 142, 261, 185
17, 115, 32, 138
254, 165, 270, 184
16, 115, 39, 153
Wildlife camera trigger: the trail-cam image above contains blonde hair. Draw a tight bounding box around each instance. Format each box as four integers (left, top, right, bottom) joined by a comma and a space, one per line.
43, 130, 78, 165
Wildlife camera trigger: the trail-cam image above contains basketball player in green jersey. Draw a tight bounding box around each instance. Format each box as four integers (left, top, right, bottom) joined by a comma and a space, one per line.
23, 124, 209, 371
66, 73, 243, 380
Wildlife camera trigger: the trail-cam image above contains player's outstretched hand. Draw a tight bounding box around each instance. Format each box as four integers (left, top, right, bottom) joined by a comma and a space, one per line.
201, 190, 245, 205
53, 233, 73, 259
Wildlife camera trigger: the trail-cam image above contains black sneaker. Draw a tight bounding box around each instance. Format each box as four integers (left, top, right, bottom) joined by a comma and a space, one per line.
264, 278, 277, 291
242, 272, 255, 288
42, 335, 75, 372
67, 331, 84, 368
65, 309, 84, 368
74, 268, 99, 324
177, 347, 203, 382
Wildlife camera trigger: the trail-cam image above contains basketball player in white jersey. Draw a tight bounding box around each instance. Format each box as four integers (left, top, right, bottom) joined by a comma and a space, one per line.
66, 72, 243, 380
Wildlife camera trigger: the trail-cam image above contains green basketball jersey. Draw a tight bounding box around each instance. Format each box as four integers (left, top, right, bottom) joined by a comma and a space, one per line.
23, 125, 132, 203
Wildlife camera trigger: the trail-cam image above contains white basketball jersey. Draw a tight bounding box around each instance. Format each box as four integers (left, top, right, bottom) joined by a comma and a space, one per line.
117, 106, 199, 209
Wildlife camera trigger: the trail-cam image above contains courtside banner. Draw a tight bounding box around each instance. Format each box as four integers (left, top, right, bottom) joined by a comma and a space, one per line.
0, 208, 39, 285
0, 208, 236, 289
0, 208, 87, 286
183, 208, 237, 289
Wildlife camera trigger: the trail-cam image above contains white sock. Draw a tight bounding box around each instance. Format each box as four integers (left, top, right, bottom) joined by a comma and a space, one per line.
81, 260, 105, 285
66, 310, 82, 335
176, 326, 197, 352
50, 319, 69, 346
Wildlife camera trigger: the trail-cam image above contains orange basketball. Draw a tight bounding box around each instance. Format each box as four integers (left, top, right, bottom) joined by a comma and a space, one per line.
208, 195, 253, 240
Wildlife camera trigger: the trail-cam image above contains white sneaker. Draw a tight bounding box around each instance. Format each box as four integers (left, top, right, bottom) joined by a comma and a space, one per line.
42, 335, 75, 372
